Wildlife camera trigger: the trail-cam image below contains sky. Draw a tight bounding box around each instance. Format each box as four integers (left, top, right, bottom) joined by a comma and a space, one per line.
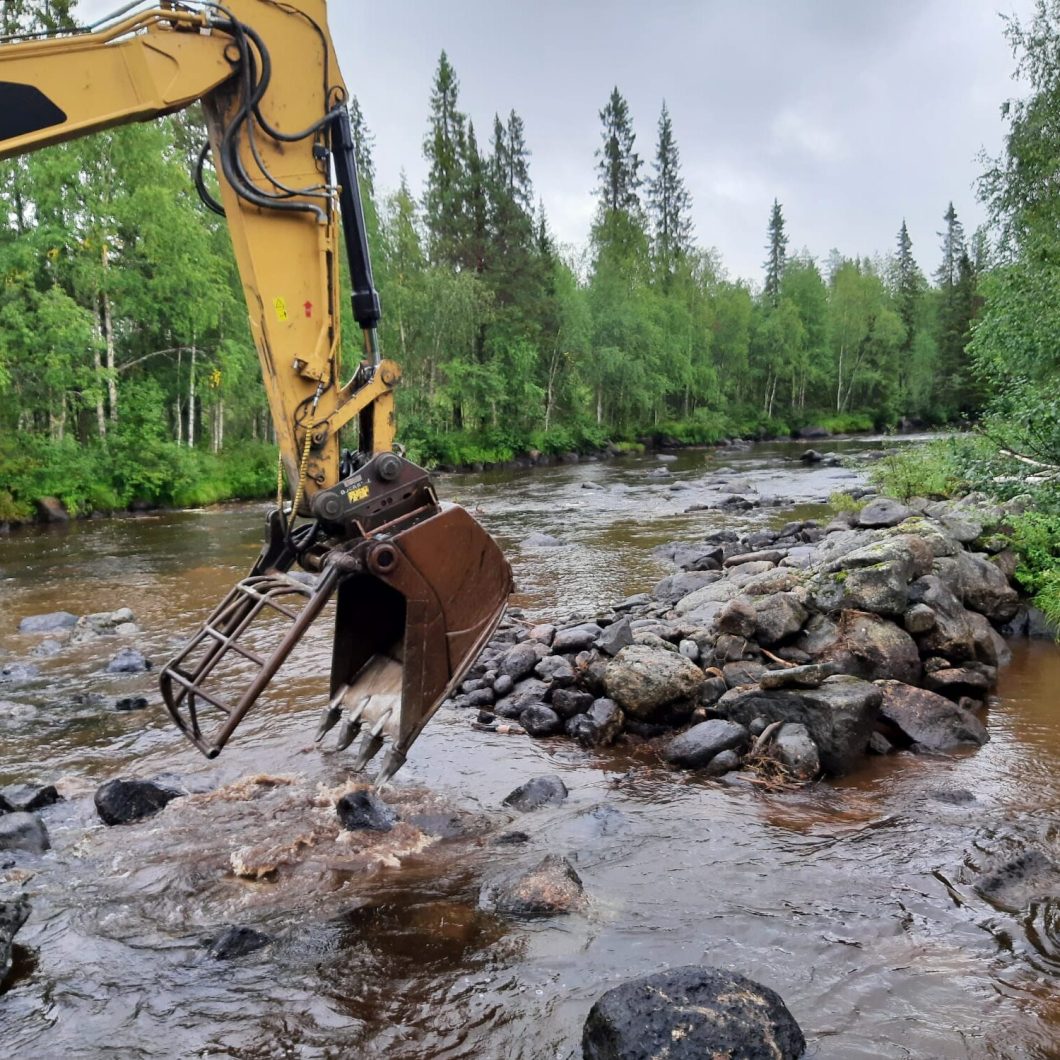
74, 0, 1037, 283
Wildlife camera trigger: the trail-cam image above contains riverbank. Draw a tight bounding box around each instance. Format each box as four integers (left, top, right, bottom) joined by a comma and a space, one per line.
453, 489, 1052, 782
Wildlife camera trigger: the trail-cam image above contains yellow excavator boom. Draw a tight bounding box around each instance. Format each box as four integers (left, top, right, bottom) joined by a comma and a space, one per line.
0, 2, 512, 784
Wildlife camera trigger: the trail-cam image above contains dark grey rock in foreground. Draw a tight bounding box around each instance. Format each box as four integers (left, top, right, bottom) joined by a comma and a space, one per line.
0, 812, 49, 854
0, 783, 59, 813
207, 924, 272, 960
875, 680, 988, 751
662, 719, 750, 770
95, 778, 182, 825
502, 774, 568, 812
336, 790, 396, 832
479, 854, 586, 917
0, 895, 30, 979
105, 647, 152, 674
582, 964, 805, 1060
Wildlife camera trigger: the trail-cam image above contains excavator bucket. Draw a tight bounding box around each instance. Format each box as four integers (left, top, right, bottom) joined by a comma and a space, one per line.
160, 455, 512, 783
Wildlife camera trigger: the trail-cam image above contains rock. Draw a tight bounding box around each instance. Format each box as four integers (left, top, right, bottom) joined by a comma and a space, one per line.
479, 854, 587, 918
0, 663, 39, 683
802, 449, 824, 463
722, 660, 768, 687
954, 551, 1019, 621
492, 673, 514, 697
499, 641, 545, 681
105, 647, 151, 674
521, 532, 563, 548
520, 704, 563, 737
796, 425, 830, 439
909, 576, 976, 662
494, 678, 551, 719
868, 732, 894, 755
502, 774, 568, 812
662, 719, 750, 769
857, 497, 912, 528
581, 964, 806, 1060
724, 549, 785, 567
31, 638, 64, 658
207, 925, 271, 960
94, 778, 182, 826
759, 662, 840, 690
903, 603, 936, 634
596, 617, 634, 656
0, 896, 30, 979
752, 593, 807, 645
603, 645, 704, 719
0, 783, 59, 812
974, 848, 1060, 911
965, 610, 1012, 668
923, 667, 991, 701
678, 638, 699, 661
716, 596, 758, 638
553, 623, 602, 653
114, 695, 150, 712
551, 688, 594, 718
717, 675, 881, 775
875, 680, 988, 751
772, 723, 820, 778
0, 811, 49, 854
528, 623, 556, 645
36, 496, 69, 523
535, 655, 576, 687
568, 698, 625, 747
705, 749, 741, 776
336, 790, 396, 832
652, 570, 722, 605
17, 611, 77, 633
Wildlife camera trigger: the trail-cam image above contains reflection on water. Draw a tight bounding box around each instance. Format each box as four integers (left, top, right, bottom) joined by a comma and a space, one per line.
0, 438, 1058, 1058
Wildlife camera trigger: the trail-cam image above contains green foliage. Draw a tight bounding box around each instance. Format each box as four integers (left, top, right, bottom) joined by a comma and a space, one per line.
828, 492, 864, 515
1008, 512, 1060, 629
869, 438, 971, 500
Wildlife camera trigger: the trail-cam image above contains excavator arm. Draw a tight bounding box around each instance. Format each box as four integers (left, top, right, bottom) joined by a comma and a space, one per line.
0, 2, 512, 784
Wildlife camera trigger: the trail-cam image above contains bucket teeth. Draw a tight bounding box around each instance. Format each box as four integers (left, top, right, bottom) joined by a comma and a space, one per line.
314, 704, 343, 742
334, 717, 363, 752
350, 731, 386, 772
373, 747, 407, 789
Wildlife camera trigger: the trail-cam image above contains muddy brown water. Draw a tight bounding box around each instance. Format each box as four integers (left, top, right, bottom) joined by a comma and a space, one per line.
0, 437, 1057, 1058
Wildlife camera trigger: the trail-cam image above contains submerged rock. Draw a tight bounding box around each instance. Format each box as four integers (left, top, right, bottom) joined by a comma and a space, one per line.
95, 778, 182, 825
207, 925, 272, 960
479, 854, 587, 918
582, 964, 806, 1060
974, 848, 1060, 911
772, 723, 821, 778
0, 896, 30, 980
105, 646, 151, 674
502, 774, 568, 812
17, 611, 76, 633
567, 698, 625, 748
0, 783, 59, 812
336, 790, 396, 833
521, 531, 563, 548
520, 703, 563, 737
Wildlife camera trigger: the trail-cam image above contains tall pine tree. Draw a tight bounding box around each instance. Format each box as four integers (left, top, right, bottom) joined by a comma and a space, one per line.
423, 51, 468, 268
596, 87, 642, 216
763, 199, 788, 307
647, 101, 693, 279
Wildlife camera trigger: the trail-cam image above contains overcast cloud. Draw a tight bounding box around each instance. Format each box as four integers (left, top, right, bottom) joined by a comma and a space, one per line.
76, 0, 1037, 282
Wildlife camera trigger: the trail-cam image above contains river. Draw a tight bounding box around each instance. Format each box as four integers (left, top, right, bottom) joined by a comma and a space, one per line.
0, 437, 1057, 1058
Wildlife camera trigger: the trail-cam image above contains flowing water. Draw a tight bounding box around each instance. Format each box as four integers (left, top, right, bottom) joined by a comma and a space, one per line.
0, 437, 1057, 1058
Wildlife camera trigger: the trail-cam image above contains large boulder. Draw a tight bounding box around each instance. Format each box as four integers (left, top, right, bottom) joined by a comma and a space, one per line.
17, 611, 76, 633
811, 537, 928, 617
0, 783, 59, 812
954, 551, 1019, 622
336, 790, 396, 832
604, 645, 705, 719
857, 498, 912, 528
652, 571, 722, 606
662, 719, 750, 769
567, 698, 625, 748
0, 896, 30, 980
717, 675, 881, 775
875, 680, 989, 751
94, 778, 182, 825
498, 642, 546, 681
752, 593, 807, 645
479, 854, 587, 918
795, 610, 920, 685
974, 848, 1060, 912
582, 964, 805, 1060
908, 576, 976, 663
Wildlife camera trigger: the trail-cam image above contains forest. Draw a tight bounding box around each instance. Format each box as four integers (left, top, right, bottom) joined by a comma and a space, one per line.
0, 1, 1015, 519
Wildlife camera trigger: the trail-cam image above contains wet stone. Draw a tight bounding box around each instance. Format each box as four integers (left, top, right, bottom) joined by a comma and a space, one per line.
114, 695, 149, 712
31, 638, 64, 658
535, 655, 576, 687
568, 698, 624, 748
0, 663, 39, 683
17, 611, 77, 633
759, 662, 840, 690
974, 848, 1060, 912
105, 647, 151, 674
95, 778, 183, 826
0, 783, 59, 812
553, 623, 602, 653
0, 896, 30, 980
581, 964, 806, 1060
521, 531, 563, 548
479, 854, 587, 918
502, 774, 568, 812
875, 680, 988, 752
207, 925, 272, 960
492, 673, 514, 697
0, 812, 50, 854
857, 497, 913, 528
550, 688, 594, 719
595, 616, 633, 656
663, 719, 750, 770
498, 642, 544, 681
336, 790, 396, 833
520, 704, 563, 737
772, 723, 821, 778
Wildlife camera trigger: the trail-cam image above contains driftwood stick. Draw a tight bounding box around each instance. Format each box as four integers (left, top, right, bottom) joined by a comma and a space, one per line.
751, 719, 785, 756
761, 648, 796, 668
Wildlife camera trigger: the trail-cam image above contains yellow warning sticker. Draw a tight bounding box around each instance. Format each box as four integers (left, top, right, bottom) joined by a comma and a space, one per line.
273, 297, 288, 322
345, 485, 370, 503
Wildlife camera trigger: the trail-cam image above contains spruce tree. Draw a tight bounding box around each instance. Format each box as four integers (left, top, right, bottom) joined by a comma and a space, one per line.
423, 51, 468, 268
596, 87, 642, 216
647, 101, 693, 278
346, 96, 375, 192
763, 199, 788, 307
894, 220, 921, 347
935, 201, 965, 288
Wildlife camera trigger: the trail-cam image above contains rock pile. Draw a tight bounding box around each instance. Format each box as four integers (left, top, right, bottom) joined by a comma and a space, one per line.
450, 493, 1035, 780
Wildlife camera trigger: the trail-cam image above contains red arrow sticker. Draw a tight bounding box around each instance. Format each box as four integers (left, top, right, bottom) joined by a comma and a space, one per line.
304, 300, 313, 318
